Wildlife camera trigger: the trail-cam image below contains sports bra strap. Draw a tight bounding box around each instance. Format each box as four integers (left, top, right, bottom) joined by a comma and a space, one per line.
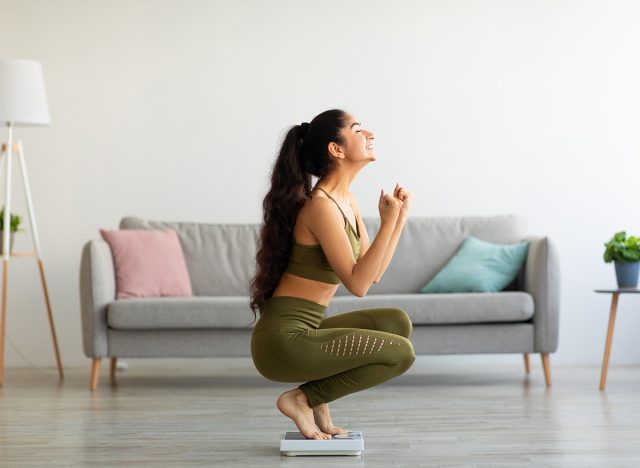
316, 187, 348, 220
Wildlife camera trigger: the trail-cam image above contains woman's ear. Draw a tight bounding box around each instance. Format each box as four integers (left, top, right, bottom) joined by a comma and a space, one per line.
327, 141, 345, 160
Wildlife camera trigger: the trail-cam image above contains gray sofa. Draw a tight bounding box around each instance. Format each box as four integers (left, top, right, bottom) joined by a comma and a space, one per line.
80, 215, 560, 390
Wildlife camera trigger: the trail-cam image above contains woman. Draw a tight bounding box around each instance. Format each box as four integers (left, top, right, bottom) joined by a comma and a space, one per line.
249, 109, 415, 440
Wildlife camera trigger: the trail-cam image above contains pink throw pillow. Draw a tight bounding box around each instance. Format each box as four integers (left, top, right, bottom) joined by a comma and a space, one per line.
99, 228, 193, 299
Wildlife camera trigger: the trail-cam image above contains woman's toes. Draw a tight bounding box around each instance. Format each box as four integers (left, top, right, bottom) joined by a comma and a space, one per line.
319, 425, 347, 436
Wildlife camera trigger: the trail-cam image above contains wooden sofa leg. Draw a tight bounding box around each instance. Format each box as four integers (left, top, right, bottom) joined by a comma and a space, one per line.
110, 358, 117, 381
90, 358, 101, 391
541, 353, 552, 387
523, 353, 531, 374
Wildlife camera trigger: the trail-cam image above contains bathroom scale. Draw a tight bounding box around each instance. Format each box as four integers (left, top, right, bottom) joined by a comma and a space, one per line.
280, 430, 364, 456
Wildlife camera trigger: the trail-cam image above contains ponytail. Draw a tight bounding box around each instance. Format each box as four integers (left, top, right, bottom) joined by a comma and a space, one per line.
249, 110, 348, 320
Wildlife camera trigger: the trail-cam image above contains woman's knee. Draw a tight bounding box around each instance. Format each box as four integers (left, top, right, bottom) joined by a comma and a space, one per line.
389, 336, 415, 373
383, 308, 413, 338
401, 339, 416, 371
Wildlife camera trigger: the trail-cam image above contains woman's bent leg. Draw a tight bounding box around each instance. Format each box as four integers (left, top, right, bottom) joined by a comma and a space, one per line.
294, 307, 414, 406
251, 300, 416, 408
297, 327, 415, 407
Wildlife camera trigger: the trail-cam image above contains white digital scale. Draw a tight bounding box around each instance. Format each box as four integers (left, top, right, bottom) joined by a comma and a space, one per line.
280, 430, 364, 456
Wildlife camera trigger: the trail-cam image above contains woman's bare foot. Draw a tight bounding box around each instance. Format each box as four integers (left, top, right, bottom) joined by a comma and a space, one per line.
276, 389, 332, 440
312, 403, 348, 436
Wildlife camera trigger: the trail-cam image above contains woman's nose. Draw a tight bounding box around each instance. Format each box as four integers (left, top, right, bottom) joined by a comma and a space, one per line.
365, 130, 375, 140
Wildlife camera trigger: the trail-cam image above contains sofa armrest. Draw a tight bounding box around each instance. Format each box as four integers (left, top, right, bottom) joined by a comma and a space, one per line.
522, 236, 560, 353
79, 240, 115, 358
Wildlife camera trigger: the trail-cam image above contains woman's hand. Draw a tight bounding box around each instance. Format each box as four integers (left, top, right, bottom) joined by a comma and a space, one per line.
378, 188, 402, 226
393, 182, 414, 219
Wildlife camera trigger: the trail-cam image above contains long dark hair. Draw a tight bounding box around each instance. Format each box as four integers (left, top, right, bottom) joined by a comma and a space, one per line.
249, 109, 349, 320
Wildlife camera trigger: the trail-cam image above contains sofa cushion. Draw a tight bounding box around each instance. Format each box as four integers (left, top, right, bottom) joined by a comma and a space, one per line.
420, 236, 531, 293
108, 297, 255, 329
107, 292, 534, 330
326, 292, 534, 325
99, 228, 193, 299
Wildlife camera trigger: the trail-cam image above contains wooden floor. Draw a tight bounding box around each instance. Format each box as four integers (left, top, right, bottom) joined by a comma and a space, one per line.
1, 359, 639, 467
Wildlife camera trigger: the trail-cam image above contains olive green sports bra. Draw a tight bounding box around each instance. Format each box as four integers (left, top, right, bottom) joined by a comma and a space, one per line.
284, 188, 361, 284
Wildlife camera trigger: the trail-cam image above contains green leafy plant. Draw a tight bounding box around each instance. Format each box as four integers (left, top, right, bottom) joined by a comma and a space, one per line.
603, 231, 640, 263
0, 208, 22, 233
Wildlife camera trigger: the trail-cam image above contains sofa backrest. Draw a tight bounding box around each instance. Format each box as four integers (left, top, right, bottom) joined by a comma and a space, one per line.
120, 215, 528, 296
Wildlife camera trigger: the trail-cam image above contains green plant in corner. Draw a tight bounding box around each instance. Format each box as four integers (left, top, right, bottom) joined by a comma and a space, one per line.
0, 207, 22, 233
603, 231, 640, 263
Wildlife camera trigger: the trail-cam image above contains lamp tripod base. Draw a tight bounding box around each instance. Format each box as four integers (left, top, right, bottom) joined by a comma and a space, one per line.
0, 133, 63, 385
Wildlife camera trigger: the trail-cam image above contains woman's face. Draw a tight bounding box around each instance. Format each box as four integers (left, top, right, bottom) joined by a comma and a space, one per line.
339, 114, 376, 163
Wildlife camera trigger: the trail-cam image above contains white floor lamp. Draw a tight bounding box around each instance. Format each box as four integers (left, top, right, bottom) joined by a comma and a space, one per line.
0, 59, 63, 384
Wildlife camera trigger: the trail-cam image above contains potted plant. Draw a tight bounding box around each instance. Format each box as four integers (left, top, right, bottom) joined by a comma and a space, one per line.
0, 207, 22, 254
603, 231, 640, 288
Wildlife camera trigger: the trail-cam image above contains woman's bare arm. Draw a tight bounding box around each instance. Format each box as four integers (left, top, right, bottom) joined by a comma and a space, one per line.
307, 196, 399, 297
349, 195, 404, 284
373, 215, 407, 282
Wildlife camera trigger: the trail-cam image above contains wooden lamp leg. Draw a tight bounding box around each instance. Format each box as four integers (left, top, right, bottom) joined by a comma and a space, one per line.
0, 260, 8, 385
523, 353, 531, 374
0, 129, 13, 386
541, 353, 552, 387
37, 260, 63, 381
90, 358, 101, 391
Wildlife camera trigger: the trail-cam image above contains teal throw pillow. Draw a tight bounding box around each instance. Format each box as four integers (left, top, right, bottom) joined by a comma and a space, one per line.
420, 236, 530, 293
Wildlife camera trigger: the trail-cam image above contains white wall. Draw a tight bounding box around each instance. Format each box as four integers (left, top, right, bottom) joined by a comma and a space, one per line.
1, 0, 640, 369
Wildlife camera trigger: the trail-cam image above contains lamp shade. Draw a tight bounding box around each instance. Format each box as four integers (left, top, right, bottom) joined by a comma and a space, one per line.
0, 59, 50, 126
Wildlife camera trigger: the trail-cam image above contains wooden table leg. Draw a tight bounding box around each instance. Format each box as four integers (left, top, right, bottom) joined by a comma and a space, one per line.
600, 293, 619, 391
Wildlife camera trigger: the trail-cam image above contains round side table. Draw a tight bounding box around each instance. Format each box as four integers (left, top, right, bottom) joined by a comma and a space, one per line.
594, 287, 640, 390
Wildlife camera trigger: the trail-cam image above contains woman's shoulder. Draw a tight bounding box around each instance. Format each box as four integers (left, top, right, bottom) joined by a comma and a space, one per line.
299, 192, 344, 225
302, 192, 336, 215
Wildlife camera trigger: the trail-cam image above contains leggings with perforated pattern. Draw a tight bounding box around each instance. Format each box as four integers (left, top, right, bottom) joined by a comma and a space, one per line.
251, 295, 416, 408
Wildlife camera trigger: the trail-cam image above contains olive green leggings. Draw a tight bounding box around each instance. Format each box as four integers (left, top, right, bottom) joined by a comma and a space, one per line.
251, 295, 416, 408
